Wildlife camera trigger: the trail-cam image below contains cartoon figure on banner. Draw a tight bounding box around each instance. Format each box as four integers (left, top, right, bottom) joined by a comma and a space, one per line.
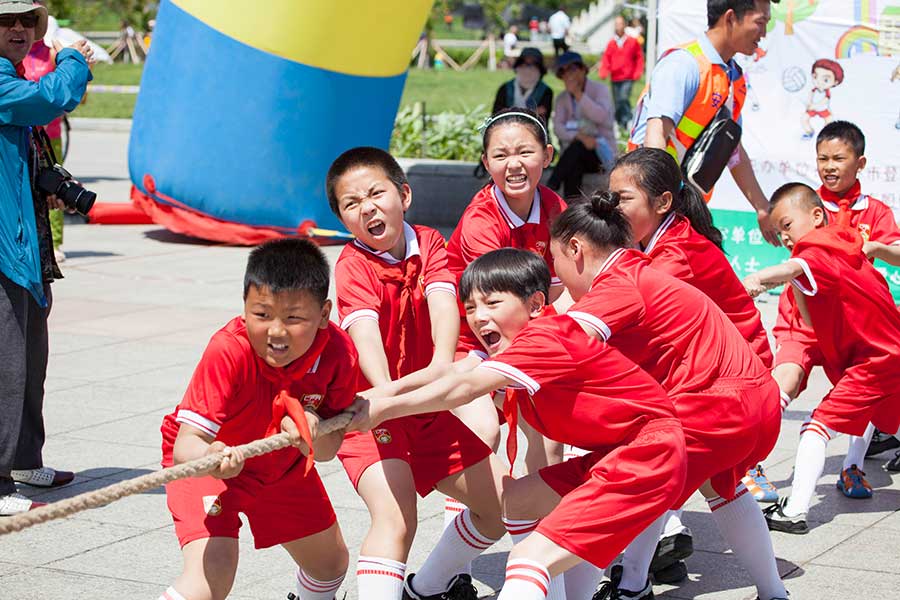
802, 58, 844, 139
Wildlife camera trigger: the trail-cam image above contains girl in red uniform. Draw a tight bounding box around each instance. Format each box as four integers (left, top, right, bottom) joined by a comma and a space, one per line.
550, 194, 787, 600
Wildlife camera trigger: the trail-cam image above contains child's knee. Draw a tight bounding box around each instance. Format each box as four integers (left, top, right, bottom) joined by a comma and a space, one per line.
773, 364, 805, 398
371, 508, 418, 548
179, 539, 238, 600
502, 477, 540, 520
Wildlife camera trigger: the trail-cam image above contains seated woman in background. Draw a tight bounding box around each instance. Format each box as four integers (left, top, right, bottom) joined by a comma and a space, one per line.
492, 47, 554, 123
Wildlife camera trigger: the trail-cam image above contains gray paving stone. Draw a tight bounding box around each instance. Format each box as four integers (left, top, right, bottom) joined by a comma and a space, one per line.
0, 567, 167, 599
38, 434, 163, 475
810, 526, 900, 573
0, 519, 146, 567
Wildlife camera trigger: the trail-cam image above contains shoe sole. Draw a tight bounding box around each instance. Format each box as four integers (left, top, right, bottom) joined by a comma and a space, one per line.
865, 438, 900, 457
649, 534, 693, 572
836, 483, 872, 499
652, 560, 688, 585
765, 518, 809, 534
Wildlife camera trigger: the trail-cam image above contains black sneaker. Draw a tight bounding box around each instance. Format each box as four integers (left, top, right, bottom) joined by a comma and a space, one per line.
593, 564, 654, 600
651, 559, 687, 584
403, 573, 477, 600
648, 531, 693, 573
763, 498, 809, 534
865, 429, 900, 457
886, 450, 900, 472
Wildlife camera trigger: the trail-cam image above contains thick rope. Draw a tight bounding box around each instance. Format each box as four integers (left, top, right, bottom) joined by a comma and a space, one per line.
0, 411, 354, 536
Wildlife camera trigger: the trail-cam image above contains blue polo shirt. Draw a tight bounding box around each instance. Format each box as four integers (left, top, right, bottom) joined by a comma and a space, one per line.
631, 34, 743, 145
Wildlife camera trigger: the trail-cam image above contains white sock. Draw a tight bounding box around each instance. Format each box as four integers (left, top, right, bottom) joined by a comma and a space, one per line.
296, 568, 345, 600
498, 559, 551, 600
413, 509, 499, 595
708, 487, 787, 600
784, 421, 833, 517
159, 588, 187, 600
660, 509, 689, 538
779, 390, 791, 412
443, 497, 472, 576
619, 514, 666, 592
356, 556, 405, 600
843, 422, 876, 470
564, 561, 603, 600
503, 518, 567, 600
563, 445, 590, 461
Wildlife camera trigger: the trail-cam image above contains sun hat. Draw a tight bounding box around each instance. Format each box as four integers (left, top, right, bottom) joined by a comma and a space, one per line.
513, 47, 547, 76
555, 51, 585, 77
0, 1, 48, 40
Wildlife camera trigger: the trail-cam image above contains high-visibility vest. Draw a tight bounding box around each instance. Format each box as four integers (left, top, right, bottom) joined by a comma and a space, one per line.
628, 40, 746, 164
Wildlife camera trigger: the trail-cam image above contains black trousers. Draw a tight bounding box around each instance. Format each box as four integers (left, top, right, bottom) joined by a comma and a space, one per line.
0, 272, 50, 495
548, 139, 602, 200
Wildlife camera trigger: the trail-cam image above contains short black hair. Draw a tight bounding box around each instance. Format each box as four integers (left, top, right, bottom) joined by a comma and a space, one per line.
243, 238, 330, 304
769, 182, 824, 213
325, 146, 408, 216
551, 191, 633, 250
708, 0, 779, 28
816, 120, 865, 157
459, 248, 550, 304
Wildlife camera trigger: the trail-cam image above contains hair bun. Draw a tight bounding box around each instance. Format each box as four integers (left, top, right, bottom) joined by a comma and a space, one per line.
590, 191, 621, 218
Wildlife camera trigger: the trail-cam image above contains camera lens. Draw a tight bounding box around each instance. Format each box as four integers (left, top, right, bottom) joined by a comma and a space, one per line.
59, 181, 97, 216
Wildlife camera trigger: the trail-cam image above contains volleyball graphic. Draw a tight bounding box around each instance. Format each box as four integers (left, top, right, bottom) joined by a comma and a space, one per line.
782, 66, 807, 92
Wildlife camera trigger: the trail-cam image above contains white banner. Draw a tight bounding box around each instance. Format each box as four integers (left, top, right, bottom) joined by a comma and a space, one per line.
657, 0, 900, 216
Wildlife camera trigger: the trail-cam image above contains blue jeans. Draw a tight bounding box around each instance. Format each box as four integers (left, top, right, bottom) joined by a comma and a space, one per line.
612, 80, 635, 131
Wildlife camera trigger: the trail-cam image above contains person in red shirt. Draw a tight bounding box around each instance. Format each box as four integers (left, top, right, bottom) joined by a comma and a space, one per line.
446, 107, 567, 476
745, 182, 900, 535
349, 248, 687, 600
326, 147, 506, 600
158, 239, 356, 600
598, 15, 644, 131
550, 194, 787, 600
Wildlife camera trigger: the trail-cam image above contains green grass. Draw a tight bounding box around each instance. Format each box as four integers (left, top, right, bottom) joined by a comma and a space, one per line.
72, 93, 136, 119
90, 62, 143, 85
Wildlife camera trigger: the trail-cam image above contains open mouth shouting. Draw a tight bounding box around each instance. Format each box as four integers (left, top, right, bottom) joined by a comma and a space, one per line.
268, 340, 290, 358
480, 329, 503, 354
366, 219, 387, 238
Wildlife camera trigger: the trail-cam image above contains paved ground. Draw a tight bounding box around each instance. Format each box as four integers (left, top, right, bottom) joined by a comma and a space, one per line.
0, 125, 898, 599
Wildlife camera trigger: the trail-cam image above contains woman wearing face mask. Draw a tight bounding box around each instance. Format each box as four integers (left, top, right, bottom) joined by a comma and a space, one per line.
492, 47, 553, 123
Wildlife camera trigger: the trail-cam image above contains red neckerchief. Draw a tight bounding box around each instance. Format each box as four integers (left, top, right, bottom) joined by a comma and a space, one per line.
263, 326, 332, 474
367, 254, 424, 376
818, 180, 861, 216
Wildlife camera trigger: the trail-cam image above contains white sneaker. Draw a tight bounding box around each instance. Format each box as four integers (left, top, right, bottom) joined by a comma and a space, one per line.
0, 492, 40, 516
11, 467, 74, 488
54, 247, 66, 263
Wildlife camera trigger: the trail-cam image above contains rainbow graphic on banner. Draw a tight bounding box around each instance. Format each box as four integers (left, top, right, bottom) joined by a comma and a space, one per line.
128, 0, 431, 244
855, 0, 878, 24
835, 25, 880, 58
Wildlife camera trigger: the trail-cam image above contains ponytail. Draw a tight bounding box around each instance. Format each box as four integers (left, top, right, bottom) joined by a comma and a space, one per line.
550, 191, 633, 250
613, 148, 724, 251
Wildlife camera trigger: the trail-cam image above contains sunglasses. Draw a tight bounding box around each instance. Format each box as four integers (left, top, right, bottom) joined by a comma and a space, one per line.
0, 12, 39, 28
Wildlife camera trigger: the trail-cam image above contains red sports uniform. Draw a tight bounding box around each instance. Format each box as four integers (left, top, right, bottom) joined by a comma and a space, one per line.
644, 213, 773, 366
773, 182, 900, 386
478, 314, 686, 567
335, 222, 492, 496
568, 248, 781, 505
788, 224, 900, 436
160, 318, 358, 548
446, 185, 567, 353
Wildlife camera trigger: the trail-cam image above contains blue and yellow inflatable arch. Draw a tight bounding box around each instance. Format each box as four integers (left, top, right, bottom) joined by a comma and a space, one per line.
129, 0, 432, 243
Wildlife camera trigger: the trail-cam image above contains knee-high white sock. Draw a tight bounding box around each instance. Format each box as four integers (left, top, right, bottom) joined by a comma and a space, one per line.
356, 556, 405, 600
296, 568, 345, 600
784, 421, 832, 517
498, 559, 551, 600
843, 422, 876, 470
159, 588, 187, 600
412, 509, 499, 595
619, 514, 666, 592
708, 487, 787, 600
779, 390, 791, 413
443, 497, 472, 576
660, 509, 688, 538
564, 561, 603, 600
503, 518, 567, 600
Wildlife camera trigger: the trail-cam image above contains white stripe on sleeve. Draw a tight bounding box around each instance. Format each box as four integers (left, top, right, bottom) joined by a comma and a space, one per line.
788, 258, 818, 296
340, 309, 379, 330
478, 361, 541, 394
567, 311, 612, 340
176, 409, 220, 437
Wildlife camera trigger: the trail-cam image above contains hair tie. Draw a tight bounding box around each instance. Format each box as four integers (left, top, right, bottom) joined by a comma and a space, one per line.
679, 180, 685, 191
481, 111, 548, 144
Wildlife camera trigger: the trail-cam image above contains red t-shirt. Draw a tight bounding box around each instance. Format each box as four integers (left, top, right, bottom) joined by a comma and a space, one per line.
789, 225, 900, 387
568, 248, 767, 395
335, 222, 456, 385
478, 314, 676, 451
645, 213, 772, 366
773, 182, 900, 347
160, 318, 359, 477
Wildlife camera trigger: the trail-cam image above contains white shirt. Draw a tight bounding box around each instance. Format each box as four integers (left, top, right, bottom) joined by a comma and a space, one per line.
549, 11, 570, 39
503, 32, 518, 54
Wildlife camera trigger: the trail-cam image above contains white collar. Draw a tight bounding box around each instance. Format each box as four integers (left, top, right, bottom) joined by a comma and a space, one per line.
591, 247, 628, 287
643, 213, 677, 253
822, 195, 869, 213
352, 222, 420, 265
493, 185, 541, 229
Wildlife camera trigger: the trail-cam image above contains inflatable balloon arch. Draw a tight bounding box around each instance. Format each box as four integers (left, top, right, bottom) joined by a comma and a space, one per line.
124, 0, 432, 244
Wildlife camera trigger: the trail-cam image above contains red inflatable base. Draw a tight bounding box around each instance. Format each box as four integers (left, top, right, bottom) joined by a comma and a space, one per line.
87, 202, 155, 225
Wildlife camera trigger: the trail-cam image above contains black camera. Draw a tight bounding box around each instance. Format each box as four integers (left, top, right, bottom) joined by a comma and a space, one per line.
32, 127, 96, 216
36, 164, 96, 216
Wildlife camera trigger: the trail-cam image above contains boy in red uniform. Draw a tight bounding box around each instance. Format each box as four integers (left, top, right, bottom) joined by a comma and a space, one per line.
770, 121, 900, 506
326, 147, 507, 600
349, 249, 687, 600
158, 239, 357, 600
745, 183, 900, 534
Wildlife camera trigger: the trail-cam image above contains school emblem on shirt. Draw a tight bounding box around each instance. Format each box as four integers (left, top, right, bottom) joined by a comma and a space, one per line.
374, 428, 393, 444
534, 241, 547, 255
858, 223, 871, 241
202, 495, 223, 516
301, 394, 324, 410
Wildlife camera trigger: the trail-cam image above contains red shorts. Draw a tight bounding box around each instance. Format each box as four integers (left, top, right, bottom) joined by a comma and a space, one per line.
166, 464, 336, 549
338, 411, 492, 497
812, 367, 900, 436
807, 109, 831, 119
774, 339, 825, 393
536, 418, 686, 567
672, 375, 781, 506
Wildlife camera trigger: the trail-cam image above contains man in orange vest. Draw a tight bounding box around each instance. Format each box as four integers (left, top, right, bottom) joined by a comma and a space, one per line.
630, 0, 781, 248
